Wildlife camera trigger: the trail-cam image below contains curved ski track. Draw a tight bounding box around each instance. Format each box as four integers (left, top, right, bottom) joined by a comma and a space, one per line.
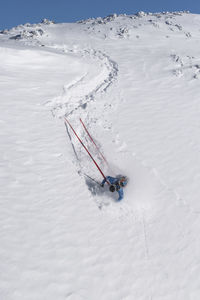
49, 46, 118, 118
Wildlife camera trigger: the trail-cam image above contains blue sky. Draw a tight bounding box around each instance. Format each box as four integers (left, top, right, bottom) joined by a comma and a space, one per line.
1, 0, 200, 30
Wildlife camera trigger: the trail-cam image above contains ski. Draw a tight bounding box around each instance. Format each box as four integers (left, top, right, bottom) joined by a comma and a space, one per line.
64, 118, 109, 185
83, 173, 102, 186
80, 118, 108, 165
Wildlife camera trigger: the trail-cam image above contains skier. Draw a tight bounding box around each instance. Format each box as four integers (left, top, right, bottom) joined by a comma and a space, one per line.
65, 119, 128, 201
101, 175, 128, 201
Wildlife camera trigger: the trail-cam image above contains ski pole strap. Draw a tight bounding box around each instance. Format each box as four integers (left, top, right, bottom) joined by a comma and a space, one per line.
65, 118, 109, 184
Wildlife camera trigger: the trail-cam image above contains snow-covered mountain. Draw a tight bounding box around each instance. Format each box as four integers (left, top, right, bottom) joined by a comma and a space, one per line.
1, 11, 200, 300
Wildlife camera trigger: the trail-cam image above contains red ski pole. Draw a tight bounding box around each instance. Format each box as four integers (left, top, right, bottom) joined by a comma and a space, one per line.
80, 118, 108, 165
65, 118, 109, 185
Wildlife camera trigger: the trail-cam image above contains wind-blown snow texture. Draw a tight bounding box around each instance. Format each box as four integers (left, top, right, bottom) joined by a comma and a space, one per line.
1, 11, 200, 300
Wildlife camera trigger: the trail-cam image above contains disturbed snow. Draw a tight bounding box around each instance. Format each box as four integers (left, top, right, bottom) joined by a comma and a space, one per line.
1, 11, 200, 300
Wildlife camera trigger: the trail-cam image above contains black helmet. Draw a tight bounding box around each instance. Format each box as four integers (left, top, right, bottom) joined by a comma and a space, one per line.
109, 185, 115, 192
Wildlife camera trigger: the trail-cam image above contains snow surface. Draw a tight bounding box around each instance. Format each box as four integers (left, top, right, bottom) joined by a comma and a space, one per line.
1, 12, 200, 300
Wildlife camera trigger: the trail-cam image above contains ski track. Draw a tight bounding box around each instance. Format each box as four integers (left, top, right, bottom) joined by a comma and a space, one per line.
49, 46, 119, 118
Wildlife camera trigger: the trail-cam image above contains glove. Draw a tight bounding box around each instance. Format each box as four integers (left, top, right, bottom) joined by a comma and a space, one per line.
101, 183, 104, 187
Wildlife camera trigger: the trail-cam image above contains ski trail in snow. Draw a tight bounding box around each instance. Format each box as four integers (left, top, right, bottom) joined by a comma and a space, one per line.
45, 45, 118, 118
45, 45, 120, 198
27, 43, 119, 199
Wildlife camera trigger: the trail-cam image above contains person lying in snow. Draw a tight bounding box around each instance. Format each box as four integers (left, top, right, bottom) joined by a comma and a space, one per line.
101, 175, 128, 201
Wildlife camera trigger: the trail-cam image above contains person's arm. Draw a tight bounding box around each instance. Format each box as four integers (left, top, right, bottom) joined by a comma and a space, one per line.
101, 177, 107, 187
117, 188, 124, 201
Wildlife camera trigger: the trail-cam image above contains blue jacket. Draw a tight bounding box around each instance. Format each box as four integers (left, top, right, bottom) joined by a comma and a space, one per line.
102, 176, 127, 201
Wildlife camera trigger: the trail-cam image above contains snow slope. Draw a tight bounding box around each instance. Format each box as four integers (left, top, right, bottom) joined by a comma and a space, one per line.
1, 12, 200, 300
